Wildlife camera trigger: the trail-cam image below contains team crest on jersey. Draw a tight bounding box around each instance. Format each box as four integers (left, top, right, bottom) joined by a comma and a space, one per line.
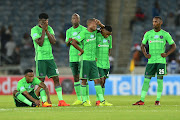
31, 85, 34, 88
160, 35, 163, 39
90, 35, 94, 38
154, 35, 159, 39
73, 32, 77, 36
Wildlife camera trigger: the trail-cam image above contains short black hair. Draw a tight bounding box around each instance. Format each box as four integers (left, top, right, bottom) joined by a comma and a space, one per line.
39, 13, 49, 19
153, 16, 162, 21
104, 25, 112, 32
24, 69, 33, 75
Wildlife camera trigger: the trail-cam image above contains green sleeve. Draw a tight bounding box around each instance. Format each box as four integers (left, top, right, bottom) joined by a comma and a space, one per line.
32, 77, 42, 85
142, 32, 149, 45
65, 30, 70, 42
31, 28, 41, 41
17, 82, 26, 93
75, 31, 85, 42
166, 32, 174, 45
48, 26, 55, 35
109, 35, 112, 49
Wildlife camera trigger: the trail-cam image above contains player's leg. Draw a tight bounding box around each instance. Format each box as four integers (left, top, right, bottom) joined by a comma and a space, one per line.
133, 64, 156, 105
35, 88, 52, 107
90, 62, 112, 106
47, 59, 70, 106
70, 62, 82, 105
155, 63, 166, 105
13, 90, 37, 107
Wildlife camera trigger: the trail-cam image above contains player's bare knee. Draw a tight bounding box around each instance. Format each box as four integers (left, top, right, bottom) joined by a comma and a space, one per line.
81, 79, 87, 85
94, 79, 100, 85
13, 90, 18, 97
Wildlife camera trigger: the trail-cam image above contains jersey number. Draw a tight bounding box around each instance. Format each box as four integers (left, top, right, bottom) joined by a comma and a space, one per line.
159, 69, 164, 74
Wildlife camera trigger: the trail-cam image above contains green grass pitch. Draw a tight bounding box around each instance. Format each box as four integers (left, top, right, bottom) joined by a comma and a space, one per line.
0, 95, 180, 120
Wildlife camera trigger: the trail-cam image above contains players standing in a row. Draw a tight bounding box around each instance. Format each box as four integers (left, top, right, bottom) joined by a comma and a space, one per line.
133, 16, 176, 105
65, 13, 87, 105
71, 19, 112, 106
95, 25, 113, 106
31, 13, 70, 106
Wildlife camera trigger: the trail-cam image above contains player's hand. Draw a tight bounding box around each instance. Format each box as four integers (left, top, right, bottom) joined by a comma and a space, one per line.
145, 54, 151, 59
42, 21, 48, 31
78, 50, 84, 56
35, 100, 40, 106
94, 19, 101, 25
68, 38, 73, 42
161, 53, 168, 57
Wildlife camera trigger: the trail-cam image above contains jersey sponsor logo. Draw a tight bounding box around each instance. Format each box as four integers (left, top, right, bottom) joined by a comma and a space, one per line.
154, 35, 159, 39
73, 32, 78, 36
98, 44, 109, 47
33, 33, 37, 38
160, 35, 163, 39
87, 38, 96, 42
103, 39, 107, 43
76, 35, 80, 39
149, 40, 164, 43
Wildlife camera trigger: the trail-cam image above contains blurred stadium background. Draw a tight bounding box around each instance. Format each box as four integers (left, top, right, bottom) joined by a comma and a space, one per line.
0, 0, 180, 96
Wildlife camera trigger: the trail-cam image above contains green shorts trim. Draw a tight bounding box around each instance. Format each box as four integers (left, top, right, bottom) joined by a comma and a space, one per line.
145, 63, 167, 77
36, 59, 59, 78
14, 90, 39, 107
69, 62, 80, 76
80, 60, 100, 80
98, 67, 110, 78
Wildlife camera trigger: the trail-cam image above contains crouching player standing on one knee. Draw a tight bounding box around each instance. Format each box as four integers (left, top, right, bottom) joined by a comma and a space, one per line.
95, 25, 113, 106
13, 69, 52, 107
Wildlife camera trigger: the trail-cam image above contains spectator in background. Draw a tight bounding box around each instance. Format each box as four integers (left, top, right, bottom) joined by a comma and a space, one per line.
12, 46, 21, 65
175, 4, 180, 26
6, 25, 13, 37
5, 37, 16, 60
165, 12, 175, 28
168, 59, 178, 74
21, 33, 33, 49
133, 44, 141, 66
152, 1, 161, 17
130, 7, 145, 31
0, 26, 8, 54
109, 56, 114, 73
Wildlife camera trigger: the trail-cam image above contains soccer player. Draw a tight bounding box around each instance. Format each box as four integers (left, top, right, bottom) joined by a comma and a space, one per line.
71, 18, 112, 106
30, 13, 70, 106
66, 13, 87, 105
95, 25, 113, 106
13, 69, 52, 107
133, 16, 176, 105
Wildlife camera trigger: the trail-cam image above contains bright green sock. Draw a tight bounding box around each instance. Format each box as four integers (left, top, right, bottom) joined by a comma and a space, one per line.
40, 88, 47, 103
94, 84, 104, 102
86, 82, 90, 100
16, 92, 32, 106
96, 91, 100, 101
55, 86, 63, 101
81, 85, 87, 102
156, 79, 163, 101
102, 86, 105, 97
74, 81, 81, 100
140, 78, 151, 102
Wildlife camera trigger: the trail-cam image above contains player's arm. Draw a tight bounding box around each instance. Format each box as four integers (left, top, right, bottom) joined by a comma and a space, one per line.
161, 43, 176, 57
141, 44, 151, 59
46, 30, 56, 44
22, 91, 40, 106
71, 39, 84, 56
38, 82, 51, 104
35, 22, 47, 47
95, 19, 105, 28
66, 38, 73, 46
